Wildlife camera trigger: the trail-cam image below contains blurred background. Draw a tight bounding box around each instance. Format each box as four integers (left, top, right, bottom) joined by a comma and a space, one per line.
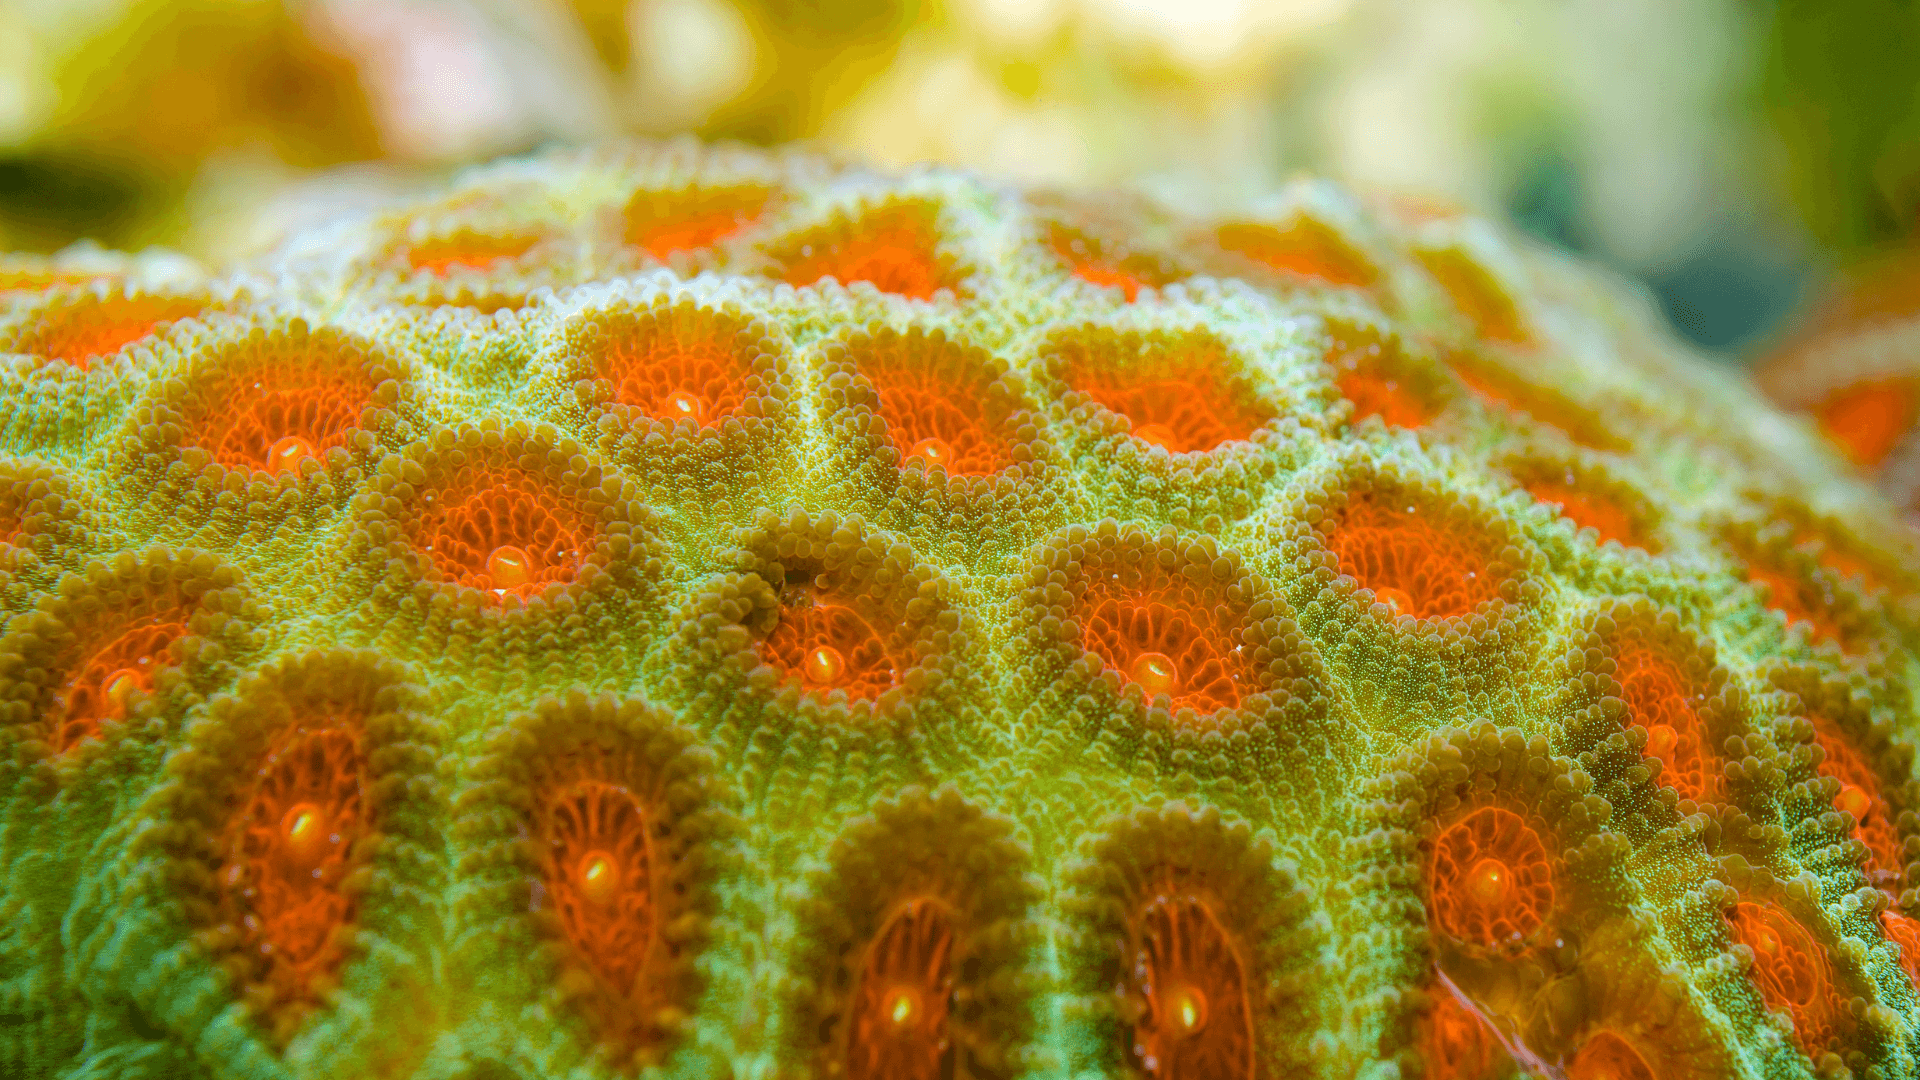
2, 0, 1916, 365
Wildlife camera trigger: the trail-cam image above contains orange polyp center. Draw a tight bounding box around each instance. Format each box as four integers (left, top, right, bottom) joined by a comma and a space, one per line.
218, 724, 366, 1006
1727, 902, 1826, 1015
781, 208, 950, 300
1165, 984, 1209, 1037
486, 545, 533, 589
1567, 1031, 1656, 1080
1128, 651, 1180, 696
30, 296, 203, 370
1747, 563, 1844, 646
1615, 644, 1717, 803
1463, 857, 1511, 907
626, 185, 773, 259
1421, 989, 1509, 1078
1082, 593, 1247, 714
907, 436, 953, 468
805, 645, 849, 687
1429, 807, 1555, 947
662, 389, 709, 424
407, 232, 536, 276
1216, 218, 1378, 289
1075, 263, 1146, 300
763, 601, 900, 701
1812, 721, 1902, 882
577, 850, 621, 908
266, 435, 316, 475
1324, 496, 1501, 621
846, 899, 955, 1080
52, 618, 189, 755
1131, 422, 1180, 450
279, 802, 332, 869
1130, 892, 1254, 1079
1883, 911, 1920, 983
1338, 372, 1432, 429
1818, 377, 1919, 469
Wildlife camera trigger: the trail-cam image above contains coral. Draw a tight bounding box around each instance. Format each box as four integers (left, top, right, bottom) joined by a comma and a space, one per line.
2, 139, 1919, 1080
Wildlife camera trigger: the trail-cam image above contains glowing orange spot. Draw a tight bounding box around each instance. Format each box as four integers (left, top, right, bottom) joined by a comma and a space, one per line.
1324, 496, 1502, 621
50, 618, 188, 755
278, 802, 334, 869
1419, 247, 1528, 344
1614, 642, 1718, 803
780, 206, 952, 300
577, 851, 621, 908
1429, 808, 1554, 948
218, 724, 365, 1005
1082, 594, 1248, 713
1047, 224, 1181, 301
541, 780, 655, 995
1566, 1031, 1655, 1080
485, 545, 533, 590
1373, 586, 1416, 616
1128, 651, 1180, 696
1338, 372, 1433, 429
845, 899, 954, 1080
805, 645, 848, 687
1817, 377, 1918, 469
762, 601, 901, 701
407, 467, 592, 597
1812, 720, 1901, 884
407, 232, 537, 276
1216, 218, 1378, 290
906, 437, 953, 469
265, 435, 316, 475
1726, 902, 1828, 1024
1526, 481, 1648, 551
1128, 891, 1254, 1079
1066, 344, 1274, 453
660, 390, 709, 424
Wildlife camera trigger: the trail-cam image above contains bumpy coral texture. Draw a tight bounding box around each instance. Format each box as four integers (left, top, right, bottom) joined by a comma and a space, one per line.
3, 141, 1920, 1080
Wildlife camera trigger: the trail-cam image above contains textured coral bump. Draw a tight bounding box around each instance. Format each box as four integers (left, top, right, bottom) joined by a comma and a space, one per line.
2, 141, 1918, 1080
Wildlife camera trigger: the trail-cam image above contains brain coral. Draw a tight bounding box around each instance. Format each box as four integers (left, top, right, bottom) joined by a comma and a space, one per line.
2, 141, 1920, 1080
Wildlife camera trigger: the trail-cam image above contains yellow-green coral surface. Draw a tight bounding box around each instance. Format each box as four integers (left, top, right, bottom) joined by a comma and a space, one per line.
3, 141, 1920, 1080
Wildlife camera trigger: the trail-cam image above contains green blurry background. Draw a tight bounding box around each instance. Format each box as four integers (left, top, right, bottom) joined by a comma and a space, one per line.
2, 0, 1915, 362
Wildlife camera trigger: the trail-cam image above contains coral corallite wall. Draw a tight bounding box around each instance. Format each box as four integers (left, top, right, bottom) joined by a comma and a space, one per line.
2, 141, 1920, 1080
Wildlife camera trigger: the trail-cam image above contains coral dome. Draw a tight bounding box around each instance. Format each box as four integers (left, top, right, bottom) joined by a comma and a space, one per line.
2, 141, 1919, 1080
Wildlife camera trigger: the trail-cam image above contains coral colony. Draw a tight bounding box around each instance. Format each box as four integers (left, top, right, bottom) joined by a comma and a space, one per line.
2, 142, 1919, 1080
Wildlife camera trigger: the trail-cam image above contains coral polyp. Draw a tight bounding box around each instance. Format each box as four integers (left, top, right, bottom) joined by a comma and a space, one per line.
5, 139, 1920, 1080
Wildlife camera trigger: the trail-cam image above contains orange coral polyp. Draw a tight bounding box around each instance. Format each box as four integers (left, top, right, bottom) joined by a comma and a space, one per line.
1081, 594, 1247, 713
408, 469, 593, 596
1074, 263, 1148, 300
540, 779, 656, 996
51, 618, 189, 754
781, 208, 950, 300
1726, 902, 1827, 1016
1216, 218, 1378, 290
1817, 376, 1918, 469
761, 600, 899, 700
1428, 808, 1554, 948
406, 232, 537, 276
1420, 989, 1509, 1079
1526, 481, 1646, 550
869, 367, 1010, 476
1566, 1031, 1656, 1080
1128, 892, 1255, 1080
1812, 721, 1902, 882
1324, 497, 1501, 621
1882, 911, 1920, 984
845, 899, 955, 1080
626, 184, 772, 259
27, 296, 202, 370
1071, 362, 1272, 454
184, 356, 376, 474
219, 724, 366, 1002
1613, 644, 1717, 802
596, 322, 751, 428
1747, 563, 1844, 646
1339, 371, 1433, 429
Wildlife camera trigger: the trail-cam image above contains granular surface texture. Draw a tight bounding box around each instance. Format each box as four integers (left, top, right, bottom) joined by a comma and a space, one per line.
3, 141, 1920, 1080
